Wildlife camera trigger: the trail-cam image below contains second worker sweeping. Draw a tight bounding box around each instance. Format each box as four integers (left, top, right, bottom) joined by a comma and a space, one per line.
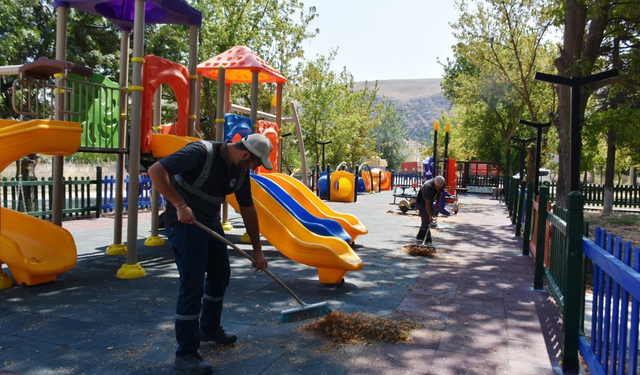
415, 175, 446, 245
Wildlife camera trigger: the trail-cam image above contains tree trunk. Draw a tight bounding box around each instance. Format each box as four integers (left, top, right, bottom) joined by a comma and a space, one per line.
14, 154, 38, 212
553, 85, 572, 208
603, 129, 615, 214
552, 0, 609, 208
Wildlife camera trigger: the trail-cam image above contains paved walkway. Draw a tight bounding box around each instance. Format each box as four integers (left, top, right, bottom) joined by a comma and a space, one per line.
1, 191, 563, 375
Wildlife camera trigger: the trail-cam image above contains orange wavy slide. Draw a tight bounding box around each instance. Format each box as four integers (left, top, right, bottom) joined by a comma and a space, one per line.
261, 173, 368, 242
0, 119, 82, 287
227, 178, 363, 284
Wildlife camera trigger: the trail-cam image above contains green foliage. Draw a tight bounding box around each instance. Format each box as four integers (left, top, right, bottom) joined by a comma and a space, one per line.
64, 152, 116, 164
374, 104, 407, 171
289, 53, 387, 169
196, 0, 318, 139
442, 0, 558, 167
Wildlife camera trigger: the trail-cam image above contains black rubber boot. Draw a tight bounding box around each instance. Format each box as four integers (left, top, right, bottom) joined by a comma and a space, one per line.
173, 352, 213, 375
199, 326, 237, 345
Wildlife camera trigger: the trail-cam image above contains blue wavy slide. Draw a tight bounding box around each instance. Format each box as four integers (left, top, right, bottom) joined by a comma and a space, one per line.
251, 174, 352, 243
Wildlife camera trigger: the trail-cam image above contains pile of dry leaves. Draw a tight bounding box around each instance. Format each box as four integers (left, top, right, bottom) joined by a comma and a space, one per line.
402, 244, 437, 257
302, 310, 422, 344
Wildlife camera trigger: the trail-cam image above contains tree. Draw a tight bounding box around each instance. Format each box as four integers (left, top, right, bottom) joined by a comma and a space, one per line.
196, 0, 318, 139
549, 0, 639, 206
332, 79, 385, 167
446, 0, 557, 174
374, 103, 408, 171
289, 52, 343, 168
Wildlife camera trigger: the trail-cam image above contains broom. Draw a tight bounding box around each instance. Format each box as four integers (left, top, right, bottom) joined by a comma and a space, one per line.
194, 220, 332, 323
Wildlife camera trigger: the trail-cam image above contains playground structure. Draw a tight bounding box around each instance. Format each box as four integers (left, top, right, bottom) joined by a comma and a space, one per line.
316, 162, 392, 203
0, 0, 366, 287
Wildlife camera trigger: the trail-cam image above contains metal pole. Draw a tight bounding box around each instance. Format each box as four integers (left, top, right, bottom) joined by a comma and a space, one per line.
433, 121, 439, 176
120, 0, 146, 278
535, 69, 618, 194
216, 68, 232, 231
289, 103, 307, 185
250, 71, 259, 126
316, 141, 332, 172
519, 120, 552, 195
146, 85, 162, 243
52, 5, 68, 226
187, 25, 198, 137
107, 30, 130, 255
443, 122, 450, 183
505, 147, 511, 203
215, 67, 226, 141
276, 83, 283, 173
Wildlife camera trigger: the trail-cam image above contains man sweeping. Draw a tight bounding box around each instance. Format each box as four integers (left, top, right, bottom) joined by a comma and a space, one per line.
415, 176, 446, 245
148, 133, 273, 375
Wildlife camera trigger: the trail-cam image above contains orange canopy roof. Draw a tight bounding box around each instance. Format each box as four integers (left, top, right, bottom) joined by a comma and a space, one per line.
198, 46, 287, 84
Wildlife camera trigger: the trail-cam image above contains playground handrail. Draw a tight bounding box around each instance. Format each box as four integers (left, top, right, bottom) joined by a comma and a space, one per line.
335, 162, 352, 172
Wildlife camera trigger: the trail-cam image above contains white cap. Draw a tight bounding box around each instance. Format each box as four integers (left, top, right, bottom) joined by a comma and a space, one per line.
242, 133, 273, 170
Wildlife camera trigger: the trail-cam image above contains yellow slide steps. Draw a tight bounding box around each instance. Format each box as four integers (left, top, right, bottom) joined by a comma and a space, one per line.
227, 179, 363, 284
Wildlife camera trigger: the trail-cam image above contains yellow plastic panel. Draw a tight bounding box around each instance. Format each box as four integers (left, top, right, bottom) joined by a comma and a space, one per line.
0, 208, 77, 286
0, 119, 82, 172
150, 134, 200, 158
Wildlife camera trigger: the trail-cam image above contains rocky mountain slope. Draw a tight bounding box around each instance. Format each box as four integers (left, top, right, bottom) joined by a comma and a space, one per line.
353, 78, 451, 142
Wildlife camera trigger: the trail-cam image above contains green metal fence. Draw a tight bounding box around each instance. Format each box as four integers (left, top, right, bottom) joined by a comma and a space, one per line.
2, 167, 102, 220
547, 183, 640, 208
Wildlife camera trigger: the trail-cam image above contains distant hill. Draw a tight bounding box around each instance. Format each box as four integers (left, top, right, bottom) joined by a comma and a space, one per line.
353, 78, 451, 143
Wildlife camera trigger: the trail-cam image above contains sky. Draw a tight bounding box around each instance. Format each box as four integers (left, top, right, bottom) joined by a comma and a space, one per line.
302, 0, 461, 82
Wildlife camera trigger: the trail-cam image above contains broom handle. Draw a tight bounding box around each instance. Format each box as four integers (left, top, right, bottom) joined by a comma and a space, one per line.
194, 220, 305, 306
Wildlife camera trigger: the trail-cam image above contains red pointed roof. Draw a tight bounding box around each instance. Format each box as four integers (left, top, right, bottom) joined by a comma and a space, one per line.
198, 45, 287, 84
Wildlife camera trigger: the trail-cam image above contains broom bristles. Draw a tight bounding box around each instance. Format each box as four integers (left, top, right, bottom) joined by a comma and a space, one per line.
279, 302, 332, 323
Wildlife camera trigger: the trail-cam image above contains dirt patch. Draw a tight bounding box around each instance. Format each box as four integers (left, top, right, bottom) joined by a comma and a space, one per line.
584, 212, 640, 247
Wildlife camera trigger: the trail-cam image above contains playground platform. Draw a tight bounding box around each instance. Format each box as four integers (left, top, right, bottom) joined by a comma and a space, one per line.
0, 192, 564, 375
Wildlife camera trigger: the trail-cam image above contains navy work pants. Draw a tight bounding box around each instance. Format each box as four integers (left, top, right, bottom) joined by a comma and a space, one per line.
166, 221, 230, 357
415, 201, 433, 241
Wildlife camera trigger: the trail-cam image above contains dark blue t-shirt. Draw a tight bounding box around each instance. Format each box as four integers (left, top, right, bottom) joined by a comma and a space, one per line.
159, 141, 253, 226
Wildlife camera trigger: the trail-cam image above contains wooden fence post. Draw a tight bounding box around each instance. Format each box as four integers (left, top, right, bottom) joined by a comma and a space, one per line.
523, 182, 534, 255
534, 185, 548, 290
562, 190, 585, 374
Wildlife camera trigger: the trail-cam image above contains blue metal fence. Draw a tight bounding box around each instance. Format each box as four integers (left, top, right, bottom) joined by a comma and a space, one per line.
101, 174, 165, 212
581, 228, 640, 375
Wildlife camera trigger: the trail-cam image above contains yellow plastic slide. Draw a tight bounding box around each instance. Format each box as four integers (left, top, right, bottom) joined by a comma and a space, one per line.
227, 178, 363, 284
262, 173, 368, 242
0, 119, 82, 287
150, 133, 200, 158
